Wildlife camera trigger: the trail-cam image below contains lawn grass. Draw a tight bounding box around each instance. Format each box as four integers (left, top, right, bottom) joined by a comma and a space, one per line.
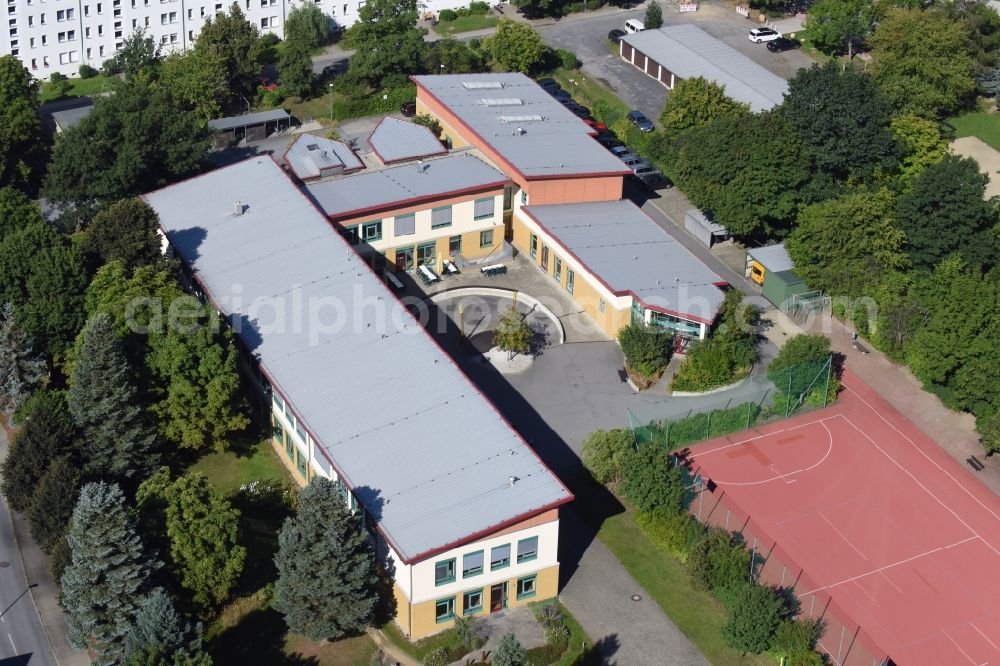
285, 633, 378, 665
433, 14, 498, 36
186, 436, 293, 496
549, 67, 631, 121
39, 74, 115, 103
948, 105, 1000, 152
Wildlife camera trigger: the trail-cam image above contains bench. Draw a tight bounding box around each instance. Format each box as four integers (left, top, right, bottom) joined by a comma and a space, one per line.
967, 456, 985, 472
383, 269, 404, 290
852, 340, 870, 354
480, 263, 507, 277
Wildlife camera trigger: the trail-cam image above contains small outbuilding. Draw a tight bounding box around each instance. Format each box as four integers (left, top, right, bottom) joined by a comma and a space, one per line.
684, 209, 728, 247
208, 108, 291, 144
283, 134, 364, 181
51, 103, 93, 133
746, 244, 809, 311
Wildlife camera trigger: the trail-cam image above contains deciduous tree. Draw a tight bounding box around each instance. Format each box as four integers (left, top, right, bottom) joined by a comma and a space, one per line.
159, 49, 227, 121
780, 62, 898, 182
869, 7, 977, 118
82, 198, 164, 273
278, 41, 315, 99
194, 3, 264, 100
69, 313, 158, 479
0, 55, 42, 191
341, 0, 425, 92
805, 0, 873, 57
890, 114, 948, 186
720, 582, 787, 654
581, 429, 636, 486
118, 28, 163, 80
494, 305, 533, 359
484, 20, 548, 74
273, 477, 377, 640
657, 76, 749, 142
895, 154, 998, 271
62, 482, 153, 666
284, 2, 331, 52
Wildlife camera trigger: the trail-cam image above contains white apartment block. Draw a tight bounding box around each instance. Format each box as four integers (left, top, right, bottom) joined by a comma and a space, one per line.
2, 0, 486, 80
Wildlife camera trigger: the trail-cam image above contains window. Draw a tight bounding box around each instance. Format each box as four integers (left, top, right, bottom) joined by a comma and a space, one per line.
97, 2, 102, 12
435, 597, 456, 623
473, 197, 494, 220
361, 220, 382, 242
598, 298, 606, 313
67, 29, 74, 39
449, 235, 461, 255
517, 537, 538, 564
490, 544, 510, 571
520, 190, 527, 205
295, 447, 307, 476
480, 229, 493, 248
463, 589, 483, 615
84, 4, 89, 14
462, 550, 483, 578
553, 256, 561, 282
40, 34, 46, 44
272, 420, 284, 445
416, 241, 436, 267
160, 12, 167, 22
516, 575, 537, 600
55, 8, 63, 19
540, 246, 548, 271
340, 226, 360, 245
295, 420, 306, 443
431, 205, 452, 229
566, 270, 575, 294
284, 429, 294, 458
529, 233, 537, 259
434, 558, 456, 586
394, 213, 415, 237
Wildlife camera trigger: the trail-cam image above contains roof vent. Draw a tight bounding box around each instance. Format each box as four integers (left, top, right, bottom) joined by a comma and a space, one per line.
233, 200, 245, 216
463, 80, 504, 90
498, 114, 544, 124
417, 161, 430, 173
481, 97, 523, 107
508, 475, 518, 487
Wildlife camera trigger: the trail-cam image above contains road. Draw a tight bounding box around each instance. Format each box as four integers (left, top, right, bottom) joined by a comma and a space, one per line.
0, 426, 57, 666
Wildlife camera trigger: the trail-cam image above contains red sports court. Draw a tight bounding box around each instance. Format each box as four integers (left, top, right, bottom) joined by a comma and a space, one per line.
685, 369, 1000, 666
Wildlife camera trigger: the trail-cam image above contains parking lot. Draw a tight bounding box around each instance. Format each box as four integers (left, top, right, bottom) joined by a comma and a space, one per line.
539, 2, 815, 122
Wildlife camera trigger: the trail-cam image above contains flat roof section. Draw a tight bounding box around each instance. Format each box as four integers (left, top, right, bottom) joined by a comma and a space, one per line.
747, 243, 794, 273
522, 200, 726, 323
622, 25, 788, 112
144, 157, 571, 563
208, 108, 290, 132
305, 153, 508, 219
368, 117, 447, 164
283, 134, 365, 181
412, 73, 631, 180
685, 370, 1000, 666
51, 104, 93, 132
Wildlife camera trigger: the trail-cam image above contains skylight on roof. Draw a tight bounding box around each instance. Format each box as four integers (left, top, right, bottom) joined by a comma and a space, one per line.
462, 81, 504, 90
481, 97, 523, 107
498, 114, 544, 123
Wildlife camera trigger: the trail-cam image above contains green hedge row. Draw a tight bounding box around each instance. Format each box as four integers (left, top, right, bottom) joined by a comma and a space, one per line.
330, 85, 415, 121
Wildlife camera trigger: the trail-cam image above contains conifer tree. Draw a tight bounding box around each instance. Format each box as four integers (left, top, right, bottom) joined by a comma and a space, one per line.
0, 301, 46, 415
273, 477, 378, 640
26, 456, 82, 553
68, 312, 157, 478
61, 482, 153, 665
492, 633, 528, 666
123, 588, 204, 659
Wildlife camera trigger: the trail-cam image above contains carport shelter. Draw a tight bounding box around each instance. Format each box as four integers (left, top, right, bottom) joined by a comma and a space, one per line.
620, 24, 788, 112
208, 108, 291, 144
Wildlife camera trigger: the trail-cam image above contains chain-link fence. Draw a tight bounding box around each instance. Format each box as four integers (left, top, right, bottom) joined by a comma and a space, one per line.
626, 356, 834, 451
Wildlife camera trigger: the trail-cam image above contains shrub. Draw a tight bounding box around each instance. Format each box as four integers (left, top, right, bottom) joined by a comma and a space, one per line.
412, 113, 443, 138
555, 48, 579, 69
493, 633, 527, 666
581, 429, 635, 485
261, 89, 283, 107
261, 32, 281, 48
468, 37, 482, 50
687, 527, 750, 592
468, 0, 490, 13
787, 650, 825, 666
454, 615, 484, 653
424, 647, 449, 666
544, 623, 569, 646
768, 334, 831, 380
620, 445, 684, 515
48, 71, 72, 98
531, 599, 564, 630
618, 322, 673, 377
439, 8, 458, 21
100, 58, 118, 76
771, 618, 823, 656
635, 511, 704, 561
720, 582, 787, 654
78, 64, 98, 79
671, 290, 757, 392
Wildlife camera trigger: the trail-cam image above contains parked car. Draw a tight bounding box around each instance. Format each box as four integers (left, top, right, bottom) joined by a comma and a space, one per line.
624, 18, 645, 34
255, 77, 278, 92
749, 27, 782, 44
400, 101, 417, 117
608, 28, 627, 44
633, 165, 661, 180
610, 145, 637, 158
766, 37, 800, 52
551, 89, 572, 101
621, 156, 649, 170
583, 118, 608, 131
596, 135, 623, 149
536, 77, 560, 91
627, 110, 654, 132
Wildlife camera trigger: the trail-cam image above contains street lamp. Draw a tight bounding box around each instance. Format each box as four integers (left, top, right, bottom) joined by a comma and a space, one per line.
329, 82, 334, 123
440, 63, 446, 75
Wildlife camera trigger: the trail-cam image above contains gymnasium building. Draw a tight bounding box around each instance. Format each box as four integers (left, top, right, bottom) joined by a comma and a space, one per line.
144, 158, 573, 639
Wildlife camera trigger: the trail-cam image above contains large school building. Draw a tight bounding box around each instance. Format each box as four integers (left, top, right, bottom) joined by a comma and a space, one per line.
144, 157, 573, 639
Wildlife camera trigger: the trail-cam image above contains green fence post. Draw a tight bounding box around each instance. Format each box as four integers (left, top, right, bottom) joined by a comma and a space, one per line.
665, 421, 671, 450
823, 356, 831, 407
746, 401, 752, 429
786, 370, 793, 417
706, 410, 713, 439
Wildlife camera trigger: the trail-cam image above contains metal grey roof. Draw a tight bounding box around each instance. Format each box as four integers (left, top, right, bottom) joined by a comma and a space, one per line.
283, 134, 364, 181
623, 25, 788, 112
208, 108, 290, 131
368, 117, 447, 164
51, 104, 93, 131
523, 201, 726, 323
747, 243, 794, 273
144, 157, 570, 563
412, 73, 631, 179
305, 153, 507, 219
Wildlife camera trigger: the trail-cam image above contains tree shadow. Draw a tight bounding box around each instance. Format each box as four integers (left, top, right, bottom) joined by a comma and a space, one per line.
573, 633, 621, 664
208, 607, 319, 666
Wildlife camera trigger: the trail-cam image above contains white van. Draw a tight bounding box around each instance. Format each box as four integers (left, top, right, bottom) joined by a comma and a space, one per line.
624, 19, 645, 34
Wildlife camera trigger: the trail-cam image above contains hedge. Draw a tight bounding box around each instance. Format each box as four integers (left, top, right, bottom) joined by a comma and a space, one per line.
330, 85, 415, 121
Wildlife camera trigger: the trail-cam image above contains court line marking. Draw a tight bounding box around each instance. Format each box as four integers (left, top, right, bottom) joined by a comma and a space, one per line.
878, 571, 903, 595
944, 629, 980, 665
843, 416, 998, 557
796, 535, 978, 597
818, 511, 869, 561
843, 384, 1000, 527
971, 623, 999, 653
707, 420, 835, 486
815, 639, 841, 666
689, 414, 842, 457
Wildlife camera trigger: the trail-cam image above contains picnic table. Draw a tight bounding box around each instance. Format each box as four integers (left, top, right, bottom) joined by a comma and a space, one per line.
418, 264, 440, 285
383, 269, 404, 290
480, 263, 507, 277
443, 260, 459, 276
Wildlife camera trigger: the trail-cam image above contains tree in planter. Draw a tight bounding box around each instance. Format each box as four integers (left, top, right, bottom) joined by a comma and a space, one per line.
620, 445, 684, 516
581, 429, 636, 486
26, 457, 82, 553
644, 1, 663, 30
69, 313, 158, 479
62, 482, 154, 666
492, 633, 528, 666
617, 322, 672, 378
273, 477, 378, 640
0, 302, 46, 416
494, 305, 533, 360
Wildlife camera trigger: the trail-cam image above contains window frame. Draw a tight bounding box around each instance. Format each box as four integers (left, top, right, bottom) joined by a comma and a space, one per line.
434, 558, 457, 587
361, 220, 382, 242
566, 269, 575, 295
434, 597, 456, 624
529, 233, 537, 259
490, 543, 511, 571
463, 588, 484, 615
473, 196, 495, 221
462, 550, 484, 578
480, 229, 494, 248
431, 205, 453, 230
517, 536, 538, 564
516, 575, 537, 600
